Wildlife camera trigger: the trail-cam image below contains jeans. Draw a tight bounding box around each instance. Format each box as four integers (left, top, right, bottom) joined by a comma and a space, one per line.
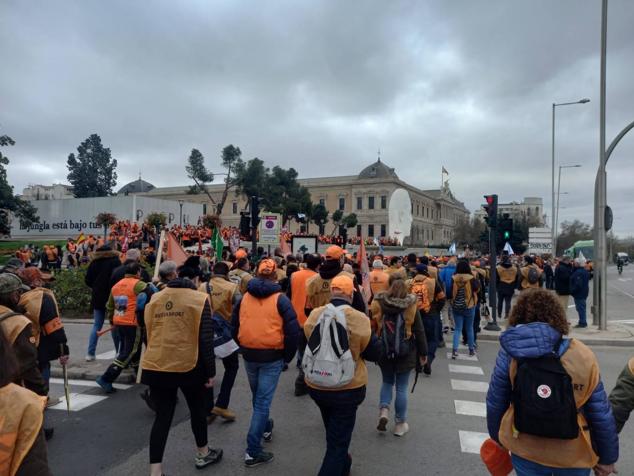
574, 297, 587, 326
244, 359, 283, 457
207, 351, 239, 411
87, 308, 120, 357
452, 307, 476, 351
379, 368, 411, 422
422, 316, 438, 364
309, 386, 366, 476
511, 454, 591, 476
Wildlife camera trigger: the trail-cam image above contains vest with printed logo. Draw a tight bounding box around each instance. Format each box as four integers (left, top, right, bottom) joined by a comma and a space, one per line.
111, 277, 140, 326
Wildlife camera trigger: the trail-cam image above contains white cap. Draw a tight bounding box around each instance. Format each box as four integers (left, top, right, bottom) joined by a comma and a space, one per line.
372, 259, 384, 269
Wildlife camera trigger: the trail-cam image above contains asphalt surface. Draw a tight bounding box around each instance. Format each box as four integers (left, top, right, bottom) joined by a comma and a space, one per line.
46, 328, 634, 476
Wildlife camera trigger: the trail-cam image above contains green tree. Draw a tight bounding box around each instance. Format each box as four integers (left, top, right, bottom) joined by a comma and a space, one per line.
67, 134, 117, 197
95, 212, 117, 240
342, 213, 358, 229
311, 204, 329, 235
234, 158, 268, 201
217, 145, 244, 215
0, 134, 39, 234
185, 148, 215, 206
331, 209, 344, 235
556, 219, 593, 255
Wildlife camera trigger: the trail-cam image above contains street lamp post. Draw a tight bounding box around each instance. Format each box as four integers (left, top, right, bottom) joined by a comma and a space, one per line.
554, 165, 581, 254
551, 99, 590, 256
178, 199, 184, 226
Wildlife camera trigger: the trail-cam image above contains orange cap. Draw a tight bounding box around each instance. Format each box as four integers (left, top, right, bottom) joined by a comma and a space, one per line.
480, 438, 513, 476
325, 246, 346, 260
330, 275, 354, 296
235, 249, 248, 260
257, 258, 276, 276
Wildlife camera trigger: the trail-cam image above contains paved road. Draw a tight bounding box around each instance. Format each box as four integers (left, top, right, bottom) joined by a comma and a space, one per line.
46, 328, 634, 476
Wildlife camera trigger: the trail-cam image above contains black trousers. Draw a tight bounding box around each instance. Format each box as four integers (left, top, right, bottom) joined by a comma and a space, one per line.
101, 326, 141, 383
149, 384, 208, 463
497, 293, 513, 318
206, 351, 239, 412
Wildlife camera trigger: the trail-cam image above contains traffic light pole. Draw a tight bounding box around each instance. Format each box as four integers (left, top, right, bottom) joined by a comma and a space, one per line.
250, 196, 258, 258
485, 226, 500, 331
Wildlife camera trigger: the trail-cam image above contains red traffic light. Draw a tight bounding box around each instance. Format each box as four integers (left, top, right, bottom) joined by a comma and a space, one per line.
485, 195, 495, 205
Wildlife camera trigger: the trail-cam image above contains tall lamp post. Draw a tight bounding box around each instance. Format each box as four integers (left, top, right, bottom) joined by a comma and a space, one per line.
551, 99, 590, 256
554, 165, 581, 254
178, 199, 184, 226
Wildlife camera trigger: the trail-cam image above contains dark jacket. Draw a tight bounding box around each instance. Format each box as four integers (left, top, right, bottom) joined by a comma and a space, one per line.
14, 325, 48, 396
84, 247, 121, 311
554, 262, 573, 296
232, 277, 300, 364
609, 357, 634, 433
141, 278, 215, 387
374, 293, 427, 374
570, 267, 590, 300
486, 323, 618, 466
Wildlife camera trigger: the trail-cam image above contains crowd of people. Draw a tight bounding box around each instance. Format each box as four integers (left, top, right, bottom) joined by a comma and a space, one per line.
0, 238, 630, 476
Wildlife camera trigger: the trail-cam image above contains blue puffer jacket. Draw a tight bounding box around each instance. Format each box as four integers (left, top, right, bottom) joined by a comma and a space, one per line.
486, 323, 618, 465
439, 263, 456, 296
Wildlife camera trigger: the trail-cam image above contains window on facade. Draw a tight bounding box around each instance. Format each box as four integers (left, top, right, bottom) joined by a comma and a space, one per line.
357, 225, 362, 237
368, 224, 375, 237
339, 197, 345, 210
380, 224, 386, 237
356, 197, 362, 210
417, 204, 420, 216
368, 196, 375, 210
203, 204, 207, 215
319, 198, 325, 206
381, 195, 387, 209
431, 230, 434, 241
232, 202, 238, 214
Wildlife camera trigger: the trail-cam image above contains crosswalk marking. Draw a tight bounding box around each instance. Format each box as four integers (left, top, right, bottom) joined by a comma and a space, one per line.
458, 430, 489, 454
96, 350, 116, 360
451, 379, 489, 393
447, 352, 478, 362
48, 393, 107, 412
449, 364, 484, 375
454, 400, 487, 417
50, 378, 132, 391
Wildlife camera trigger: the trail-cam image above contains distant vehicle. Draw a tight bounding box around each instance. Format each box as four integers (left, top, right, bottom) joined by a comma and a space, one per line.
563, 240, 594, 261
615, 252, 630, 265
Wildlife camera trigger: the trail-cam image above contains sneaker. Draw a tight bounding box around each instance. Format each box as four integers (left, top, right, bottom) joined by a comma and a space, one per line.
211, 406, 236, 422
195, 447, 223, 469
393, 422, 409, 437
140, 389, 156, 412
263, 418, 274, 442
85, 354, 96, 362
206, 414, 217, 425
469, 349, 476, 357
245, 451, 274, 467
423, 363, 431, 376
377, 408, 388, 432
574, 324, 588, 329
451, 351, 458, 360
96, 376, 116, 394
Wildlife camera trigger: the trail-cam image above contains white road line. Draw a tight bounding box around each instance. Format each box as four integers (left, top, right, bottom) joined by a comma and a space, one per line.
458, 430, 489, 454
449, 364, 484, 376
451, 379, 489, 393
610, 283, 634, 300
618, 278, 632, 282
48, 393, 108, 411
610, 320, 634, 324
96, 350, 117, 360
455, 400, 487, 417
50, 378, 132, 390
447, 352, 478, 362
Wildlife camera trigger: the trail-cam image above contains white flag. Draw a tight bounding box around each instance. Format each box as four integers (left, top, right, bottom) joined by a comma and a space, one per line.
503, 242, 514, 255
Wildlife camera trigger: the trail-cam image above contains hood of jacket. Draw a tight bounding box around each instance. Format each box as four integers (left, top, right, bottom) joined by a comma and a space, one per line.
500, 262, 513, 269
89, 249, 120, 262
500, 322, 567, 359
246, 277, 281, 298
453, 273, 474, 285
374, 292, 416, 314
319, 259, 342, 280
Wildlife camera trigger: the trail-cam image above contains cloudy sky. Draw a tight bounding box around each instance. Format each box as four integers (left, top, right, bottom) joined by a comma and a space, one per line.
2, 1, 634, 235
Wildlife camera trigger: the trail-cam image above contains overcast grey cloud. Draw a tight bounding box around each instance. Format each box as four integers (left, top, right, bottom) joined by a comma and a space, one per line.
2, 0, 634, 234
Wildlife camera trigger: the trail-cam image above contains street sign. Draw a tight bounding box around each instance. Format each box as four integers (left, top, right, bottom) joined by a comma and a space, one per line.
528, 227, 552, 255
259, 213, 281, 245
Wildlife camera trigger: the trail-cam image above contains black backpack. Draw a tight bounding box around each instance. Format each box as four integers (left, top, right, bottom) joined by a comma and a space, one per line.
381, 312, 411, 360
512, 340, 579, 439
527, 266, 540, 285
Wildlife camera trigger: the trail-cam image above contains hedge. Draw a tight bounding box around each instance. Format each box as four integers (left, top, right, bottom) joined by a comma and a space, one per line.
51, 267, 92, 315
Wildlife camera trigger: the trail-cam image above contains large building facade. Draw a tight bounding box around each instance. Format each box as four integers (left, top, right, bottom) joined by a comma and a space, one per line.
21, 183, 74, 200
139, 159, 469, 247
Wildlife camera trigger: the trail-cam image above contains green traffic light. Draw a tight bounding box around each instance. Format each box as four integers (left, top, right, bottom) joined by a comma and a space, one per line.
503, 231, 510, 239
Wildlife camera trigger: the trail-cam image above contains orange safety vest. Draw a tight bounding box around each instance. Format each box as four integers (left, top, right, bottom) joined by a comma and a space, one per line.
0, 383, 47, 476
18, 288, 63, 346
238, 292, 284, 350
290, 268, 317, 327
369, 270, 390, 296
111, 277, 140, 326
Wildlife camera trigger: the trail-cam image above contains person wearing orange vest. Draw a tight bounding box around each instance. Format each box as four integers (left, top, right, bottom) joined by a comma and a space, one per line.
369, 259, 390, 298
385, 256, 408, 280
141, 268, 222, 474
0, 327, 51, 476
496, 254, 518, 319
287, 253, 320, 397
231, 258, 299, 467
229, 257, 253, 294
199, 261, 241, 423
96, 262, 153, 393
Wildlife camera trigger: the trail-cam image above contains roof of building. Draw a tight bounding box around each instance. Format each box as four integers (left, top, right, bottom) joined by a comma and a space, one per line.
118, 178, 155, 195
357, 159, 399, 180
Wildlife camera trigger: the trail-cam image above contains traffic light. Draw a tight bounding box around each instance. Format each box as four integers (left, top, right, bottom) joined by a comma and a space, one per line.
499, 213, 513, 243
239, 213, 251, 238
483, 194, 498, 228
250, 196, 260, 229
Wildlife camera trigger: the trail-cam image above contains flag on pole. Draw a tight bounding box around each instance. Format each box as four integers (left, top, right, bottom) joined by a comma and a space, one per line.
212, 227, 224, 259
121, 232, 129, 254
76, 232, 86, 245
448, 242, 457, 255
229, 229, 240, 254
280, 232, 291, 257
442, 166, 449, 175
166, 232, 188, 266
357, 238, 371, 306
503, 242, 514, 255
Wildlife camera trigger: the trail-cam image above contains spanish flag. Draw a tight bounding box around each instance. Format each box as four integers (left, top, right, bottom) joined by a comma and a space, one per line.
76, 232, 86, 244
